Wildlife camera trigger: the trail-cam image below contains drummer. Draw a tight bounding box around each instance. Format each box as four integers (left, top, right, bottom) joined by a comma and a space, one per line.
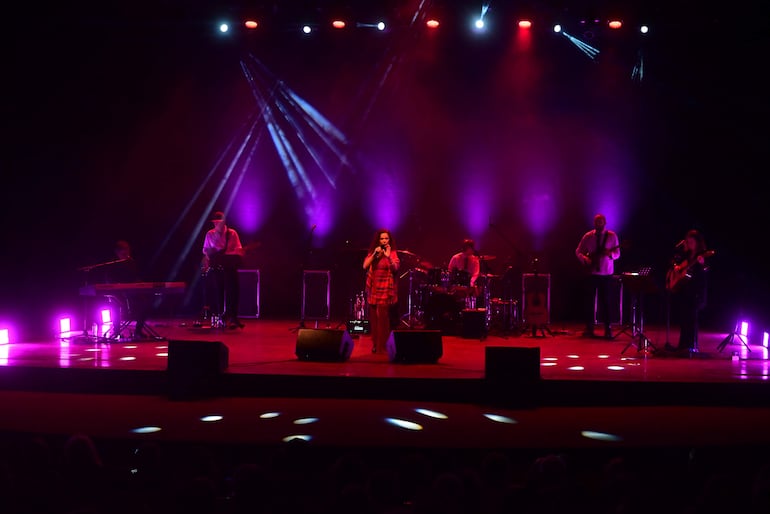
448, 238, 481, 296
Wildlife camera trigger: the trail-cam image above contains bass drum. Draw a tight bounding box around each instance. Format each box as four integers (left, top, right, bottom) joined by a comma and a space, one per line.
423, 290, 464, 334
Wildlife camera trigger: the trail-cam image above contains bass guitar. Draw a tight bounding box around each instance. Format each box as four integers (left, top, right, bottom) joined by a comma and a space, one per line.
665, 249, 715, 292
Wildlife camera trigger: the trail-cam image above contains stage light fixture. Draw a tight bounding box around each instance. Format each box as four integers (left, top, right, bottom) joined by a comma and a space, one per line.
763, 331, 769, 348
0, 328, 8, 345
426, 19, 440, 29
302, 25, 312, 34
218, 23, 229, 33
474, 19, 485, 30
640, 25, 649, 34
244, 20, 258, 30
377, 21, 386, 31
518, 20, 532, 29
553, 24, 562, 33
332, 20, 346, 29
608, 20, 622, 29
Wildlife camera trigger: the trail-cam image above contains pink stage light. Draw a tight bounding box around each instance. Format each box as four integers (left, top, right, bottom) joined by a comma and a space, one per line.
740, 320, 749, 338
59, 317, 72, 335
763, 331, 768, 348
0, 328, 9, 345
101, 309, 111, 324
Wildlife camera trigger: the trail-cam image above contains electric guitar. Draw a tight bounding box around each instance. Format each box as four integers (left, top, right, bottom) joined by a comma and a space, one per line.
582, 241, 627, 271
665, 249, 715, 292
201, 241, 261, 276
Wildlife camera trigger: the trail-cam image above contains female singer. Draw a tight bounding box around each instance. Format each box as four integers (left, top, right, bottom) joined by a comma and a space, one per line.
362, 229, 400, 354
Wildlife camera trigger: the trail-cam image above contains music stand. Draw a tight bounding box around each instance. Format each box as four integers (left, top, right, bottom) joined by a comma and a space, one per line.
616, 268, 657, 355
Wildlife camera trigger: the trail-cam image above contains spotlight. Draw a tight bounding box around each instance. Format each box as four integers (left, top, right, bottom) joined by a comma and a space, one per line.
518, 20, 532, 29
0, 328, 8, 344
244, 20, 258, 30
218, 23, 229, 33
426, 19, 440, 29
763, 331, 769, 348
474, 19, 485, 30
553, 24, 562, 33
377, 21, 386, 31
640, 25, 649, 34
332, 20, 346, 29
302, 25, 312, 34
608, 20, 622, 29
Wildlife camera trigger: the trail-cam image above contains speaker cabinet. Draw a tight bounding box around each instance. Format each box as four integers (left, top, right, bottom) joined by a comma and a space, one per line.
238, 269, 260, 318
295, 328, 354, 362
484, 346, 541, 407
387, 330, 443, 363
522, 273, 550, 325
167, 340, 229, 400
461, 309, 487, 339
594, 274, 623, 325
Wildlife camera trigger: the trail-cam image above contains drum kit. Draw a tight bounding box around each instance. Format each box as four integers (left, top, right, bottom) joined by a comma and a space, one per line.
352, 248, 519, 334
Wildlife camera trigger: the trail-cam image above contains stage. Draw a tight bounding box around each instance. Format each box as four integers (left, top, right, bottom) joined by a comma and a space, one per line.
1, 317, 769, 450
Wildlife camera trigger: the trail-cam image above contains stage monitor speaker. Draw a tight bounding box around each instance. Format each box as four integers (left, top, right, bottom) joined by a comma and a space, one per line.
387, 330, 443, 363
167, 340, 229, 400
295, 328, 354, 362
484, 346, 541, 407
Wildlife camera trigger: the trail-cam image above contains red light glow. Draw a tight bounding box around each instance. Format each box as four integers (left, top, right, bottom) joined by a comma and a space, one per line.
332, 20, 346, 29
608, 20, 622, 29
244, 20, 258, 29
426, 19, 440, 29
518, 20, 532, 29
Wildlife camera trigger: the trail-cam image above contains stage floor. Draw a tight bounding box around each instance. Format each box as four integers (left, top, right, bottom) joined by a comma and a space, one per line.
1, 318, 769, 450
1, 318, 766, 382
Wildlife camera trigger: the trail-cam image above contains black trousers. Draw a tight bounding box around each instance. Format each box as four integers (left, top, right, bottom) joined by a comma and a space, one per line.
584, 273, 613, 330
206, 266, 240, 321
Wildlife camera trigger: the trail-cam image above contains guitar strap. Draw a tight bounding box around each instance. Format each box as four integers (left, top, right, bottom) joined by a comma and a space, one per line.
595, 231, 608, 272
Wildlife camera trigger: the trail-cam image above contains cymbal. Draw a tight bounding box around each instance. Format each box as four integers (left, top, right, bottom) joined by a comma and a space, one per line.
418, 260, 435, 270
482, 273, 501, 279
398, 249, 417, 257
478, 255, 497, 261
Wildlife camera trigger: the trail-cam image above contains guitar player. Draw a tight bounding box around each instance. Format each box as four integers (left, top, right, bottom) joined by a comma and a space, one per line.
202, 211, 245, 329
664, 229, 710, 355
575, 213, 621, 339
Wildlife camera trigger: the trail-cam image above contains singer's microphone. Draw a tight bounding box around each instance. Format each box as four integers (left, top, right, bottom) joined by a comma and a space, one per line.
380, 244, 387, 251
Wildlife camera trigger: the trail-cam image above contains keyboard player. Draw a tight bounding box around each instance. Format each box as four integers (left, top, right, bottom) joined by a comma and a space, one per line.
101, 240, 149, 339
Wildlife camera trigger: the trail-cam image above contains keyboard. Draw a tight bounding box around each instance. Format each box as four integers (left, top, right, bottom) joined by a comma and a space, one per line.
79, 281, 186, 296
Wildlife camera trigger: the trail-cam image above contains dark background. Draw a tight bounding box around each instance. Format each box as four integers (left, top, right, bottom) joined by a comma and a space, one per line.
1, 0, 767, 340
